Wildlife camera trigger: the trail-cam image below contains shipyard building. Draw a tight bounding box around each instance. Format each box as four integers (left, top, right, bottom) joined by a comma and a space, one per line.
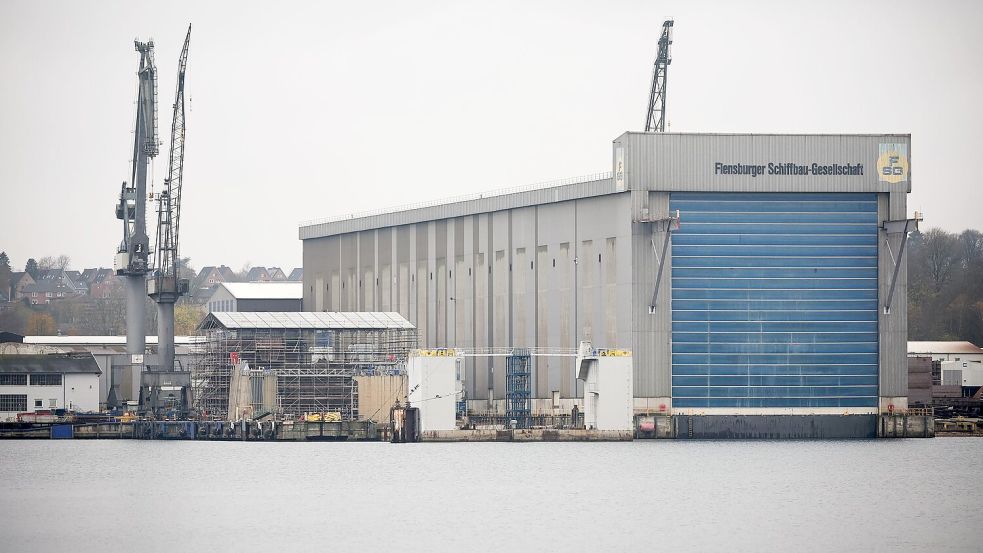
299, 132, 913, 434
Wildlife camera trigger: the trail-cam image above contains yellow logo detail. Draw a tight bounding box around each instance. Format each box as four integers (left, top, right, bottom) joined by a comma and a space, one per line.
877, 143, 908, 184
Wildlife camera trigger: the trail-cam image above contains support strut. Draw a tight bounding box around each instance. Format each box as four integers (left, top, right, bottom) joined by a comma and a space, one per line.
645, 211, 680, 314
881, 213, 922, 314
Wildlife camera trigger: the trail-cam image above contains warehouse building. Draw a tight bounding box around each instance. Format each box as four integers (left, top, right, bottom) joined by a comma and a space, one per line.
0, 353, 102, 420
299, 132, 913, 436
17, 335, 203, 410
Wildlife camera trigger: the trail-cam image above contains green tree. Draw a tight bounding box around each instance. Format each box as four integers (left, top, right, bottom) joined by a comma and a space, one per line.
25, 258, 39, 279
0, 251, 12, 299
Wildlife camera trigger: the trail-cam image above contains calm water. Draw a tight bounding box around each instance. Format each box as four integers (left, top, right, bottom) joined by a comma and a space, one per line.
1, 439, 981, 552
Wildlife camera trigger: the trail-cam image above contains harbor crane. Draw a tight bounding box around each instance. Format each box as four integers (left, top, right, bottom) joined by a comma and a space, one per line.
112, 38, 159, 408
112, 27, 193, 415
144, 25, 193, 416
644, 20, 674, 132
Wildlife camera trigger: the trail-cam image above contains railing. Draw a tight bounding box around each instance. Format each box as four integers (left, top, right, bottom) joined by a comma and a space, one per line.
464, 413, 585, 429
299, 171, 612, 228
413, 347, 579, 357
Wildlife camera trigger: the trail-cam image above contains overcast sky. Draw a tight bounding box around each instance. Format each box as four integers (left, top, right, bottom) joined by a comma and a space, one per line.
1, 0, 980, 273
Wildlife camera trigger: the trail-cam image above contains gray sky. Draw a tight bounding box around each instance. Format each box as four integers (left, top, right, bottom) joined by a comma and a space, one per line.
1, 0, 981, 273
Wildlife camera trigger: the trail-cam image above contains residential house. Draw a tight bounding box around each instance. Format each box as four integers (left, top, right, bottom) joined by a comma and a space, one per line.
287, 268, 303, 282
245, 266, 271, 282
192, 265, 236, 304
195, 265, 236, 287
267, 267, 287, 281
20, 270, 84, 305
88, 269, 121, 299
77, 268, 99, 290
8, 272, 35, 301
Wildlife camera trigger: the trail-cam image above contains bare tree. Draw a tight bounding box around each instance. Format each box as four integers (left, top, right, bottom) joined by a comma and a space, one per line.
178, 256, 196, 281
234, 262, 252, 282
37, 256, 56, 270
56, 254, 71, 270
921, 229, 959, 292
958, 229, 983, 267
25, 312, 56, 335
96, 295, 127, 335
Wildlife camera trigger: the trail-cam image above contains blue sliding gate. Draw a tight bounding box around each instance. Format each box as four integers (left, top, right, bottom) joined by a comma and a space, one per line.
669, 192, 879, 409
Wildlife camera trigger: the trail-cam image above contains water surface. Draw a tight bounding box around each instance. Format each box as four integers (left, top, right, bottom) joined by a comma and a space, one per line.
1, 439, 980, 552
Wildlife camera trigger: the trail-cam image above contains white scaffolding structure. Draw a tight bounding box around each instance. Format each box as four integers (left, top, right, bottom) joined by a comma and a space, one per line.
194, 312, 416, 419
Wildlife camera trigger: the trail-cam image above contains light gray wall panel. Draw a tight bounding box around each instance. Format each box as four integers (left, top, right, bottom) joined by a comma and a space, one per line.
474, 213, 490, 398
878, 190, 909, 397
359, 231, 375, 310
378, 229, 392, 311
631, 191, 672, 397
511, 206, 537, 348
535, 201, 577, 398
491, 210, 511, 398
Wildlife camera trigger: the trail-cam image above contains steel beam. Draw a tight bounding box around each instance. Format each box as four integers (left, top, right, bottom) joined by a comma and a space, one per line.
881, 215, 922, 314
647, 212, 680, 314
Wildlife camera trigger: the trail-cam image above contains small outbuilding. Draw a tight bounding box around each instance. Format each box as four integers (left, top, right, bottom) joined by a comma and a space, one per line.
576, 341, 633, 431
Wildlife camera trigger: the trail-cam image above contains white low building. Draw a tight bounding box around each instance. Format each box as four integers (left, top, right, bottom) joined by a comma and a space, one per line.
907, 341, 983, 364
940, 360, 983, 388
206, 282, 303, 313
0, 353, 102, 420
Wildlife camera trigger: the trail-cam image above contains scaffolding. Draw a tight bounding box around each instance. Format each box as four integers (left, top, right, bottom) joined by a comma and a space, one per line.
193, 312, 416, 420
505, 348, 532, 428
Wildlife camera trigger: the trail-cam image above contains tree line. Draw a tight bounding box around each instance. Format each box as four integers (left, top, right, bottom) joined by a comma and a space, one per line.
907, 228, 983, 345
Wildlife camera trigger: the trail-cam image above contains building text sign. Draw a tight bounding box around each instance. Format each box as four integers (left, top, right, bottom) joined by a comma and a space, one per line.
713, 162, 865, 177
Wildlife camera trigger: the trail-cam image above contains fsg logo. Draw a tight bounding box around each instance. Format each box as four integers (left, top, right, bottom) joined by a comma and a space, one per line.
877, 143, 909, 184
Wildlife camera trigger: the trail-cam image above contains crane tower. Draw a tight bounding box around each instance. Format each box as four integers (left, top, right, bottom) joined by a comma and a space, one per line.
113, 38, 159, 407
644, 20, 674, 132
144, 25, 193, 415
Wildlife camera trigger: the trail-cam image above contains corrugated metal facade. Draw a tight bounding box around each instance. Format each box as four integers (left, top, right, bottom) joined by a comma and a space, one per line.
301, 189, 632, 401
301, 132, 911, 412
669, 192, 880, 408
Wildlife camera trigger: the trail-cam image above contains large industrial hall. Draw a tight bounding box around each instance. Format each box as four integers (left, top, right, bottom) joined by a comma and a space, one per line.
300, 132, 913, 435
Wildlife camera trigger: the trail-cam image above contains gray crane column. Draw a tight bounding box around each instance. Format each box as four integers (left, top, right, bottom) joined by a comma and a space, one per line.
157, 301, 175, 374
125, 275, 146, 401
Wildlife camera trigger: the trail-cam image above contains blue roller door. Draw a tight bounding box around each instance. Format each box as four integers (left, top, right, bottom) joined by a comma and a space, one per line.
670, 192, 879, 408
